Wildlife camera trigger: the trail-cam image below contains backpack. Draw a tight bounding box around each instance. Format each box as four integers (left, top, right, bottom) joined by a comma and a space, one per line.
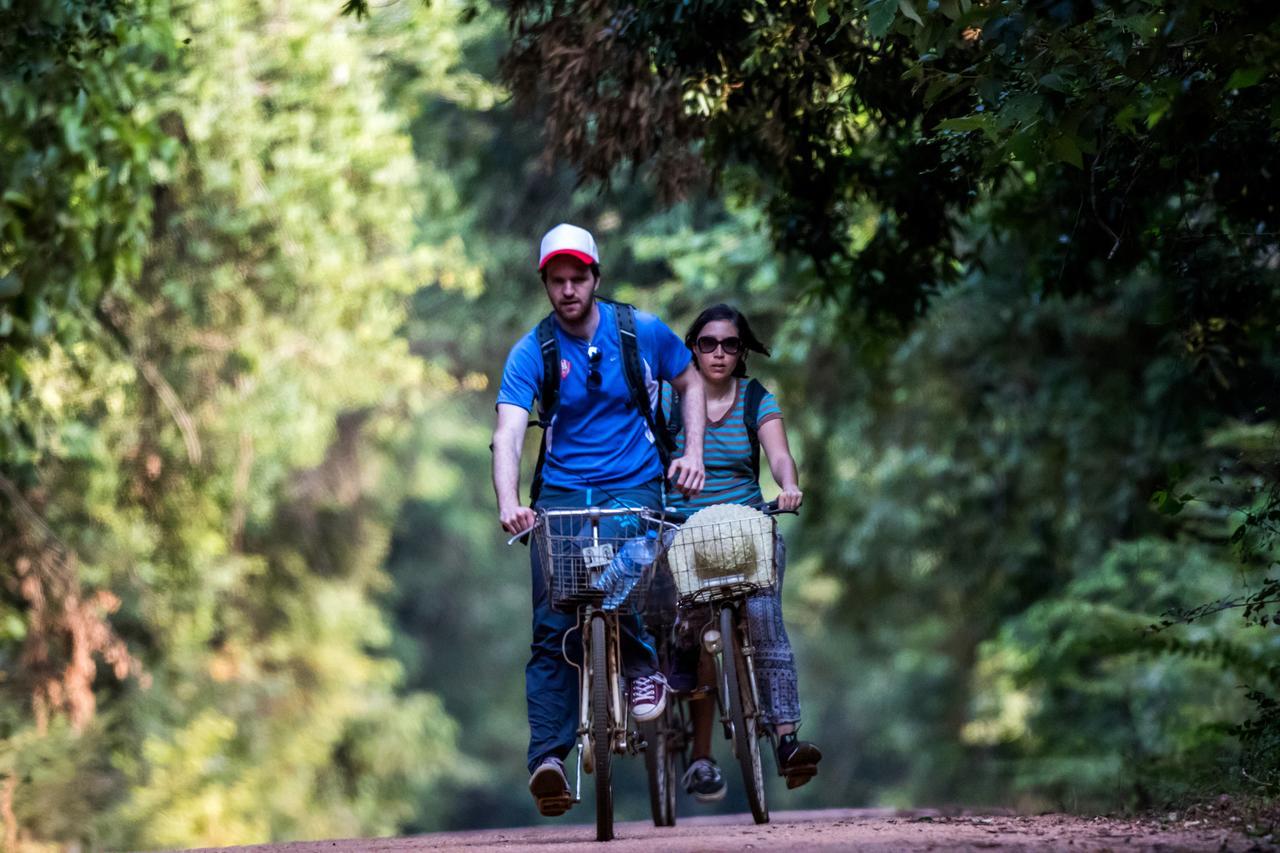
528, 299, 677, 503
665, 378, 768, 480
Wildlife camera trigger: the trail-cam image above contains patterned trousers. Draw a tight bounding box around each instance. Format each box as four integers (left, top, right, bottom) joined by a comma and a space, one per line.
664, 534, 802, 727
744, 535, 801, 726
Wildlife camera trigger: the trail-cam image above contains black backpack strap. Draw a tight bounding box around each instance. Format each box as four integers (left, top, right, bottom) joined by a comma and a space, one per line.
742, 378, 767, 481
534, 314, 560, 427
609, 299, 676, 470
665, 386, 684, 441
529, 314, 560, 504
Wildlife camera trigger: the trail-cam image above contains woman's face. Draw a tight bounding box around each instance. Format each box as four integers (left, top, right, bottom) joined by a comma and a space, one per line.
693, 318, 741, 382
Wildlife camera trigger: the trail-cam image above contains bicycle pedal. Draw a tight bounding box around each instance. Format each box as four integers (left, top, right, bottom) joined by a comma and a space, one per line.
535, 793, 575, 816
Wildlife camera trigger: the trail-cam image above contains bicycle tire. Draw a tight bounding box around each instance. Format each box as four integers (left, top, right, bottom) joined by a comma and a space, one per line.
590, 613, 614, 841
720, 605, 768, 824
641, 709, 677, 826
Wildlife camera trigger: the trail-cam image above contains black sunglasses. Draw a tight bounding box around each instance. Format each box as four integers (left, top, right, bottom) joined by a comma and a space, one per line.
695, 335, 742, 355
587, 346, 602, 388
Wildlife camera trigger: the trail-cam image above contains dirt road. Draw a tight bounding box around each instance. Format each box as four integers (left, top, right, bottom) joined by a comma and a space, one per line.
185, 808, 1267, 852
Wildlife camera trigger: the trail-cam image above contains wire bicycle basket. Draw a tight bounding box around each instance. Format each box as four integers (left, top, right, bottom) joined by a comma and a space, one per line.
531, 507, 666, 615
662, 503, 778, 605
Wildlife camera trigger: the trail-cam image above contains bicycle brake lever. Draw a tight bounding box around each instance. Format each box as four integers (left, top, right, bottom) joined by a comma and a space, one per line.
507, 526, 536, 546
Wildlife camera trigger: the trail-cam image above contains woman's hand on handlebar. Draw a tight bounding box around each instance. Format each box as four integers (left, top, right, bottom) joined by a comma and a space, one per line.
500, 504, 537, 536
775, 487, 803, 512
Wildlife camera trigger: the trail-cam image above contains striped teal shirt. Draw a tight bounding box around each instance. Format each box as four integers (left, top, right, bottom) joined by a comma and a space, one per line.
663, 379, 782, 512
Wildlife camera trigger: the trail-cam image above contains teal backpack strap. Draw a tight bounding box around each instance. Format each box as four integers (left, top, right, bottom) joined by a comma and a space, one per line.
742, 378, 767, 481
529, 314, 560, 504
607, 299, 675, 470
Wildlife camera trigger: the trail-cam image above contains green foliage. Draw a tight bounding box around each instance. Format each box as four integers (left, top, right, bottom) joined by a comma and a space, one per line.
504, 0, 1280, 336
0, 0, 180, 462
968, 537, 1257, 806
1145, 419, 1280, 792
1, 0, 486, 846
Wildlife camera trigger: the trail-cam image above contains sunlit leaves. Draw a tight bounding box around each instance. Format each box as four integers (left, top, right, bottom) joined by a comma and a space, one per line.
1, 0, 481, 846
1, 0, 179, 460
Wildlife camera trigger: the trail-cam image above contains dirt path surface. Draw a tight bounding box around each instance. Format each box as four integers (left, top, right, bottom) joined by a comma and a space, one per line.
184, 808, 1268, 852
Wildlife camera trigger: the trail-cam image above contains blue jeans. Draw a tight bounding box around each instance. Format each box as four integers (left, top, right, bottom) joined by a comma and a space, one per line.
526, 481, 662, 773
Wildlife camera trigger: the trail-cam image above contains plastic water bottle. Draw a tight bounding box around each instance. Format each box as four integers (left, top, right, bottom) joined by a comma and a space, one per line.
594, 530, 660, 610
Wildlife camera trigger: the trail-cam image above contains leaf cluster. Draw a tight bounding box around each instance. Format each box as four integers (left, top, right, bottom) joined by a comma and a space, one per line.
503, 1, 1280, 361
1, 0, 180, 461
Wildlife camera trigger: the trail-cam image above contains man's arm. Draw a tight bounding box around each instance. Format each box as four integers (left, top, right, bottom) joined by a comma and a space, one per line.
493, 403, 537, 534
667, 362, 706, 497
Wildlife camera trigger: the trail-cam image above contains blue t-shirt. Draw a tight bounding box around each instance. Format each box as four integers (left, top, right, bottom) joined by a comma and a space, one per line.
497, 301, 691, 491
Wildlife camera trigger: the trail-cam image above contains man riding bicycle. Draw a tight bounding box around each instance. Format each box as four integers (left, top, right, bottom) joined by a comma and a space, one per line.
492, 223, 707, 817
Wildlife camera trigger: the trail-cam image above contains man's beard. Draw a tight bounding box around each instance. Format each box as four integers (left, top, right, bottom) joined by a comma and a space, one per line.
555, 291, 594, 323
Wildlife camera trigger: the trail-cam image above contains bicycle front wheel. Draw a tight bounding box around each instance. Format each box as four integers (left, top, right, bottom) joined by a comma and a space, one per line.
590, 613, 614, 841
720, 605, 768, 824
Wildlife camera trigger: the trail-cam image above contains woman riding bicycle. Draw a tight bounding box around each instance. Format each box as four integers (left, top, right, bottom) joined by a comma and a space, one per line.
661, 303, 823, 801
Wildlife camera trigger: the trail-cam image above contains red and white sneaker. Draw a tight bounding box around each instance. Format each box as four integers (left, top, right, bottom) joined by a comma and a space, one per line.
629, 672, 669, 722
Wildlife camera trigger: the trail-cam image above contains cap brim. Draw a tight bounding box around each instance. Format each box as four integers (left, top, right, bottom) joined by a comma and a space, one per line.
538, 249, 597, 270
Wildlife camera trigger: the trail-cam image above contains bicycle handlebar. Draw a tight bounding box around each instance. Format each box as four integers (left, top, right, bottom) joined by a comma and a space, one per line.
658, 500, 799, 526
762, 499, 800, 517
505, 505, 667, 546
505, 501, 798, 545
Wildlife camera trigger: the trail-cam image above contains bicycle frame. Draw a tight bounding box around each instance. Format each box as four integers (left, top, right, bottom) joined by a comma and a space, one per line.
713, 602, 768, 742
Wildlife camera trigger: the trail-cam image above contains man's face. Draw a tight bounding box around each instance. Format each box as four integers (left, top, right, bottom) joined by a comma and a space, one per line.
542, 256, 598, 323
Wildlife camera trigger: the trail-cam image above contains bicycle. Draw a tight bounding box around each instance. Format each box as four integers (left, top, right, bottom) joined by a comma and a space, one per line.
512, 505, 667, 842
643, 501, 793, 826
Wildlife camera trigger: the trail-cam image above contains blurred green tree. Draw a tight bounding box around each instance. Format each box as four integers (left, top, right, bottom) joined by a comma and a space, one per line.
0, 0, 488, 846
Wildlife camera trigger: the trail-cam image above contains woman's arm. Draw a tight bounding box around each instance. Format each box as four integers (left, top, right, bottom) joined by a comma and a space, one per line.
757, 417, 802, 511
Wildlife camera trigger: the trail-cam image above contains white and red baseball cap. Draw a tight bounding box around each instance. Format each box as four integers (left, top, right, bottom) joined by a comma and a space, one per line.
538, 223, 600, 270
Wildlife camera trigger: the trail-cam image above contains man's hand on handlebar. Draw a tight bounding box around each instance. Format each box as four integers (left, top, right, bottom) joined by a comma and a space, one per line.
500, 504, 537, 536
667, 455, 705, 499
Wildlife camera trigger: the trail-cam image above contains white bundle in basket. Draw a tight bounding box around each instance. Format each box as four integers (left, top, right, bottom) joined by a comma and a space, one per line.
667, 504, 773, 598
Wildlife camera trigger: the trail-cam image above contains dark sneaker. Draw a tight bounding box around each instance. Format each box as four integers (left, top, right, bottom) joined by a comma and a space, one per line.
681, 757, 727, 803
528, 757, 573, 816
629, 672, 669, 722
776, 736, 822, 789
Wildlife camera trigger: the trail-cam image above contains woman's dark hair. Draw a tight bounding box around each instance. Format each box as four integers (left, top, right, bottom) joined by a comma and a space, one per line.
684, 303, 771, 378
